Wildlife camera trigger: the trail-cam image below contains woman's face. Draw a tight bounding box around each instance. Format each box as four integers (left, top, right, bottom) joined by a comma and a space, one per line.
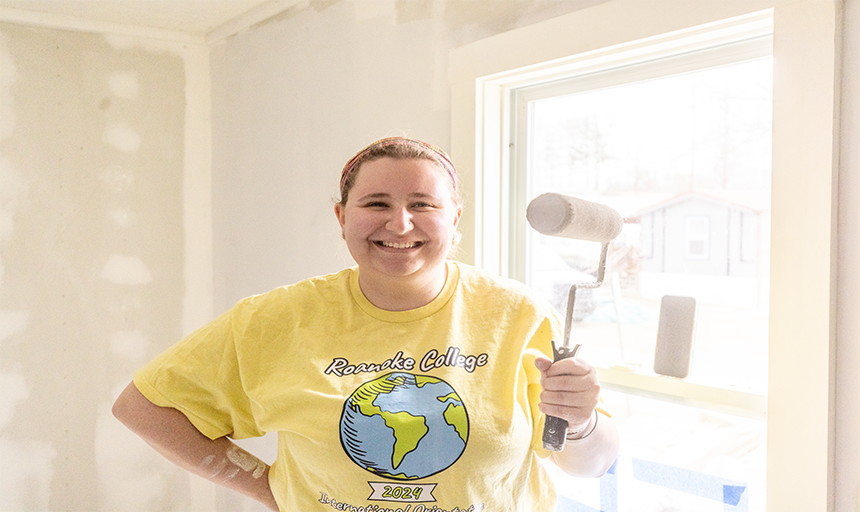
335, 157, 462, 285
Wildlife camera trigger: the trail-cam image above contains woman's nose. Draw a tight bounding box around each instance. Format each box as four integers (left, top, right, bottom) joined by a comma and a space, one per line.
386, 207, 413, 233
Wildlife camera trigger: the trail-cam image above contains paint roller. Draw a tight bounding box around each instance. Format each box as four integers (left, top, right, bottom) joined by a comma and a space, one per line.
526, 192, 623, 451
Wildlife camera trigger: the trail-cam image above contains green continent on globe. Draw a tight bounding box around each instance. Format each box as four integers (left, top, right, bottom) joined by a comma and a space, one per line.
348, 374, 430, 471
442, 402, 468, 443
384, 411, 428, 469
415, 375, 439, 387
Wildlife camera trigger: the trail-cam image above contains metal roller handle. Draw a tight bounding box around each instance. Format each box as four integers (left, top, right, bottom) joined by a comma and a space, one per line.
541, 242, 608, 451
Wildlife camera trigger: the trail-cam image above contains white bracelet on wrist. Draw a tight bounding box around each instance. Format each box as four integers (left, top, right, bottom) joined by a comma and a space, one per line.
565, 409, 598, 441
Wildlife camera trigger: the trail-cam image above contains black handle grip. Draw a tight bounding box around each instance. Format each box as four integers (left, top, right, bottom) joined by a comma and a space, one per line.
542, 340, 579, 451
543, 414, 569, 451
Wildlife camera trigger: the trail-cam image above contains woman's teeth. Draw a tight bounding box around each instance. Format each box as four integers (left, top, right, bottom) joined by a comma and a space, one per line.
379, 241, 418, 249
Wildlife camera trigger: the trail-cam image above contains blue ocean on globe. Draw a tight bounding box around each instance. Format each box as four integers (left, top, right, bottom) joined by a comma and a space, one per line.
340, 372, 469, 480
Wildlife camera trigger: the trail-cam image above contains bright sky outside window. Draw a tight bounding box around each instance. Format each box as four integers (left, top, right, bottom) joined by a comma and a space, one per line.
523, 56, 773, 394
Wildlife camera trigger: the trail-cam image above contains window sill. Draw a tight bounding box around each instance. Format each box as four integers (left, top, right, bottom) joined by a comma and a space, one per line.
596, 365, 766, 420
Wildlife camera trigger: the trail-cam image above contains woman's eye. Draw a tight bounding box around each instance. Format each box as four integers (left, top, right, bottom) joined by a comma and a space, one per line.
365, 201, 389, 208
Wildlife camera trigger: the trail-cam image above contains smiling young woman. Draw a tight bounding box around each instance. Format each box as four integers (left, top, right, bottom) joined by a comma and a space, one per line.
113, 137, 618, 512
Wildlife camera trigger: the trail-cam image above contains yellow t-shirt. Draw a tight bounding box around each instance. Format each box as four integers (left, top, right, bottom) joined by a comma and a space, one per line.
135, 261, 562, 511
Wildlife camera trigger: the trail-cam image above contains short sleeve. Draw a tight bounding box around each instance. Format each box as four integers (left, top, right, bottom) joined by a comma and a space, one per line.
134, 305, 265, 440
521, 316, 559, 459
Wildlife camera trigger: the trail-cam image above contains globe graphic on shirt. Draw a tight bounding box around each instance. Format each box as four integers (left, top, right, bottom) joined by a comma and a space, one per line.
340, 372, 469, 480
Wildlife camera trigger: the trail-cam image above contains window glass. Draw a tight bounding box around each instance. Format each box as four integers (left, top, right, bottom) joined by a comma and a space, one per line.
524, 56, 772, 394
543, 389, 767, 512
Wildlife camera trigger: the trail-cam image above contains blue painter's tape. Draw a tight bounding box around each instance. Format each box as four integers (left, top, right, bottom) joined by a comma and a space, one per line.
600, 461, 618, 512
723, 485, 746, 506
606, 458, 618, 475
632, 458, 747, 508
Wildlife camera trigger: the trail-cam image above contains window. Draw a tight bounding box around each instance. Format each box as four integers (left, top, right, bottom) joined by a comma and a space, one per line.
508, 31, 772, 511
684, 216, 710, 259
450, 2, 839, 510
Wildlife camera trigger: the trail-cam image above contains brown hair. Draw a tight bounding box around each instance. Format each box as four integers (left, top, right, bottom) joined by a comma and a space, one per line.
338, 137, 462, 207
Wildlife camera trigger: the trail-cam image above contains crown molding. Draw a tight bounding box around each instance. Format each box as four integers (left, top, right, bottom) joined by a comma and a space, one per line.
0, 6, 206, 45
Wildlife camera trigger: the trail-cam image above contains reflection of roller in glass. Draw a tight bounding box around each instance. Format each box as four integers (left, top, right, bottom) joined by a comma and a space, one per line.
526, 192, 623, 451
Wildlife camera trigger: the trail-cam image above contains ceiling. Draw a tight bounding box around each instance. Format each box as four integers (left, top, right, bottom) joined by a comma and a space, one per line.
0, 0, 290, 38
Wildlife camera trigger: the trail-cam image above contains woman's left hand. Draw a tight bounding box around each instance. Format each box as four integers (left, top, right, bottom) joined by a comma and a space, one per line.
534, 356, 600, 430
535, 356, 619, 477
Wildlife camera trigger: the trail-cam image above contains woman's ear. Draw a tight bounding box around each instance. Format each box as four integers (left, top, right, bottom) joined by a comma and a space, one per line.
334, 203, 346, 230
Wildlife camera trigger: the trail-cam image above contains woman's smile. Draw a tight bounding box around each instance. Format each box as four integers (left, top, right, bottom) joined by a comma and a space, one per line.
375, 240, 423, 249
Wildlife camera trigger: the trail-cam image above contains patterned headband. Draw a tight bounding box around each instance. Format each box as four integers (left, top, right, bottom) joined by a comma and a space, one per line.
339, 137, 458, 196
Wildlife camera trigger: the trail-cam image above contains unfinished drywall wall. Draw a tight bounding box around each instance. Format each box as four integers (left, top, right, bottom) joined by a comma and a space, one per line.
0, 22, 187, 511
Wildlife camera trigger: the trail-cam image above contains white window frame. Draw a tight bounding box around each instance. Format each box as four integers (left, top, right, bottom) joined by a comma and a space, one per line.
449, 2, 838, 510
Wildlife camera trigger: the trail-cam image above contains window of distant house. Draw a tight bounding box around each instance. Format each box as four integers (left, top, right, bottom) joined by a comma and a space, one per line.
684, 216, 710, 259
